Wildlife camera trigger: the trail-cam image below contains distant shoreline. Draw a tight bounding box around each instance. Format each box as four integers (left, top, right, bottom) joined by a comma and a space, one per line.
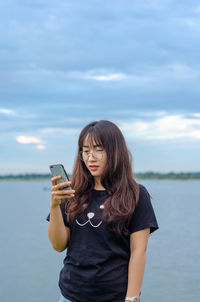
0, 172, 200, 181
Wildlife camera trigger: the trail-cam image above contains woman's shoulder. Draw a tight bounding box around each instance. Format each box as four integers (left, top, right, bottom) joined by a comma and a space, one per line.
135, 183, 154, 211
130, 183, 159, 234
138, 183, 151, 200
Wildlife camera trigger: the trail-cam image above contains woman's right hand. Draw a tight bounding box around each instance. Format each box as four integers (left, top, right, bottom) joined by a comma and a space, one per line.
50, 175, 75, 209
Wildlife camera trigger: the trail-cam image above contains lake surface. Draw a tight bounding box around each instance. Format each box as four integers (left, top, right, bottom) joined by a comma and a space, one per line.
0, 180, 199, 302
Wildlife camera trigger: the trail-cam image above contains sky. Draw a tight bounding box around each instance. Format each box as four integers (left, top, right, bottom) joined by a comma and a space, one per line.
0, 0, 200, 174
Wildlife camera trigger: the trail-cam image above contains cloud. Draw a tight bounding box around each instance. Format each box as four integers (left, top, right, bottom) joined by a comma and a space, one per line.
111, 109, 166, 116
36, 144, 46, 150
183, 17, 200, 29
192, 113, 200, 117
16, 135, 46, 150
166, 64, 198, 79
16, 136, 43, 144
194, 6, 200, 14
66, 64, 198, 86
142, 64, 199, 83
119, 113, 200, 141
67, 70, 127, 81
86, 73, 126, 81
39, 127, 80, 135
0, 108, 16, 116
0, 107, 37, 120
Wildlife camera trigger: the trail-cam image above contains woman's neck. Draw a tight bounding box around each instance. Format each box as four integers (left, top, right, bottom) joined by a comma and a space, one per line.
94, 177, 106, 190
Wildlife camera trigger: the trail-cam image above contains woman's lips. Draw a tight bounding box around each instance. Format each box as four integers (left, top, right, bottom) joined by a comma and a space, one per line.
89, 165, 99, 171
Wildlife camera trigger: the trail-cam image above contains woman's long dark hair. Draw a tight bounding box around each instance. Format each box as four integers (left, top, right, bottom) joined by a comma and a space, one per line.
66, 120, 140, 236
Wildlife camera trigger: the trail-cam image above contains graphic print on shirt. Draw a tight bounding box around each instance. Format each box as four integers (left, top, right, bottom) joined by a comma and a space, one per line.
76, 204, 104, 228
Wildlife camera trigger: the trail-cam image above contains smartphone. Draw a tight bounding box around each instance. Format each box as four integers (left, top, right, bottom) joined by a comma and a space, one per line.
49, 164, 73, 190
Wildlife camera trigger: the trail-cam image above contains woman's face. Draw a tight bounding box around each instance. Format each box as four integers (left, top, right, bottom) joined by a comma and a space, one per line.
82, 135, 107, 181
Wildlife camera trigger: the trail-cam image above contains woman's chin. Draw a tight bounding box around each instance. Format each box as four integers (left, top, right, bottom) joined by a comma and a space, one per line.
90, 171, 101, 178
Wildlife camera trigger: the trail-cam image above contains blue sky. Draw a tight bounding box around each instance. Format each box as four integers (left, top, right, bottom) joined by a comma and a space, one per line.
0, 0, 200, 174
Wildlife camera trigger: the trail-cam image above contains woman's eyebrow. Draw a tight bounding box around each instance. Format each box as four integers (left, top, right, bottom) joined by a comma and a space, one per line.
83, 144, 102, 148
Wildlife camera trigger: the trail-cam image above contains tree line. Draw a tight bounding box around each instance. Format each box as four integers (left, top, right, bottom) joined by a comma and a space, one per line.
0, 172, 200, 180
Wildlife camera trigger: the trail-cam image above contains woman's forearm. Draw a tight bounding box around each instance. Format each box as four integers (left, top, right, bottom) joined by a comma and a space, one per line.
48, 204, 70, 252
125, 250, 146, 298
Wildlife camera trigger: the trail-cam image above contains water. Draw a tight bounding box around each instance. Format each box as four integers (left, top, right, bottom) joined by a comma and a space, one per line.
0, 180, 199, 302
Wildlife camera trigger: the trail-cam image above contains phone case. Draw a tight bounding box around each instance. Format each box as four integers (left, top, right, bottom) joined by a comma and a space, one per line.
49, 164, 72, 189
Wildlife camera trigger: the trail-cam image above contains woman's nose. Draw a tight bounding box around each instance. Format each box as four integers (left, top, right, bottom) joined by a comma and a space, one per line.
88, 152, 95, 158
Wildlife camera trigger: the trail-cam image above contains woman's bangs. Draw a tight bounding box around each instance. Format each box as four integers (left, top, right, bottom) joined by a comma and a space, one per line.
83, 129, 103, 148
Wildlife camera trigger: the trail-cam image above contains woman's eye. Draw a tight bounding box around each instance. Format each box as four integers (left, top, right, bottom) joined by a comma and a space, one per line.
97, 149, 103, 152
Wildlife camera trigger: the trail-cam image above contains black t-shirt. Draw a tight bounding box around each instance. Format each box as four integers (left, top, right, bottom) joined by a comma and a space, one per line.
46, 184, 159, 302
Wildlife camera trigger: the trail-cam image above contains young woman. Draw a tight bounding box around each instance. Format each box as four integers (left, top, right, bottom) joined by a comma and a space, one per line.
47, 120, 159, 302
